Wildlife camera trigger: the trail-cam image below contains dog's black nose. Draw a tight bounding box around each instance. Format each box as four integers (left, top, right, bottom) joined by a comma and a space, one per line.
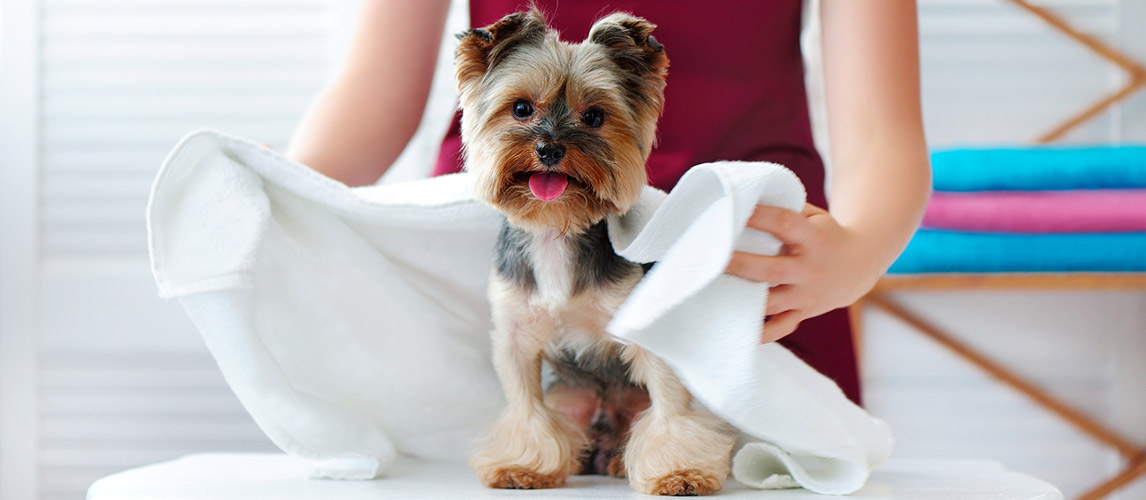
535, 142, 566, 166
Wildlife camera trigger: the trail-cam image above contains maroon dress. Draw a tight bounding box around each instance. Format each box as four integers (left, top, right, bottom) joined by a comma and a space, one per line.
434, 1, 862, 405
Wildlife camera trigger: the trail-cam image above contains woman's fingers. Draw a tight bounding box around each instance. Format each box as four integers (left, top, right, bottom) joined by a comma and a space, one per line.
737, 203, 832, 344
762, 311, 802, 344
747, 205, 814, 247
765, 285, 796, 315
726, 252, 800, 284
800, 203, 828, 217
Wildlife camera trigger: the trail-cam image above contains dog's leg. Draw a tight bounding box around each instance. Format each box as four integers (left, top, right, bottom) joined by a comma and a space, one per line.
621, 346, 736, 496
471, 278, 586, 489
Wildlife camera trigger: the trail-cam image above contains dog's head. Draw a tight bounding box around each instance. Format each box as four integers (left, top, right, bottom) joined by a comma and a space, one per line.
455, 8, 668, 234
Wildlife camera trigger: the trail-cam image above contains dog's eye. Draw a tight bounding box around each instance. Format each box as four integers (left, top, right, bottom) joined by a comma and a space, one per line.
512, 99, 534, 120
581, 108, 604, 128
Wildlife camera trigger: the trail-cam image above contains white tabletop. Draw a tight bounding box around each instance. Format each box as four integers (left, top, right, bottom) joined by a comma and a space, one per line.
87, 453, 1062, 500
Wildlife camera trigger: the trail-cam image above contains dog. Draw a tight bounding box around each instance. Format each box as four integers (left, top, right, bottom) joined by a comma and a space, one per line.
455, 8, 737, 496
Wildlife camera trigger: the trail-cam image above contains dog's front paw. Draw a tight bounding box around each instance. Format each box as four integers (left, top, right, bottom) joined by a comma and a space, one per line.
484, 467, 567, 489
624, 407, 735, 496
647, 468, 724, 496
471, 407, 586, 489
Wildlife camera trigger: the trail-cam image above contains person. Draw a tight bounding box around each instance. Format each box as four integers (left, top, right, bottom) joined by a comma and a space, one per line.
286, 0, 931, 406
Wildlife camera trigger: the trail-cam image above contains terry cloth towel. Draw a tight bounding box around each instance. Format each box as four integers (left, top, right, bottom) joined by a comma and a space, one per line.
148, 129, 892, 495
889, 229, 1146, 274
922, 190, 1146, 233
931, 145, 1146, 192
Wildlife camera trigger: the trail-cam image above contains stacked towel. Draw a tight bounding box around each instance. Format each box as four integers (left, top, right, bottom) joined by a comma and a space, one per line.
890, 145, 1146, 274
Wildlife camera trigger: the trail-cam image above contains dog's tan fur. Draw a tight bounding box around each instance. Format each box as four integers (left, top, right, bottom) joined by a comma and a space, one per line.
459, 8, 737, 495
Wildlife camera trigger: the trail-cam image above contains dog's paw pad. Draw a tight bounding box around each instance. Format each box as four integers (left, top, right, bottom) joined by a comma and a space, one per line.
488, 467, 565, 489
651, 469, 723, 496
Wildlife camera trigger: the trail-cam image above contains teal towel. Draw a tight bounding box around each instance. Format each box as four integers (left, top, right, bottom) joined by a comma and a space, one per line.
888, 230, 1146, 274
932, 145, 1146, 191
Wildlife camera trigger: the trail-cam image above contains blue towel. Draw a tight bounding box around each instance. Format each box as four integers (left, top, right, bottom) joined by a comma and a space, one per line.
932, 145, 1146, 192
888, 230, 1146, 274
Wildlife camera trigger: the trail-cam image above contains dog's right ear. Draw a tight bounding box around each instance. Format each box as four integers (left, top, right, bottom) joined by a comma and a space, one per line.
456, 9, 548, 94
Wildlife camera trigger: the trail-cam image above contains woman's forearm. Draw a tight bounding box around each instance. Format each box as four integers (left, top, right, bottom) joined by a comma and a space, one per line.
830, 140, 931, 279
821, 0, 931, 276
287, 0, 451, 186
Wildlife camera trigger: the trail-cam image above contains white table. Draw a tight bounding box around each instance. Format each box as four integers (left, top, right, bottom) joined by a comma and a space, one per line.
87, 453, 1063, 499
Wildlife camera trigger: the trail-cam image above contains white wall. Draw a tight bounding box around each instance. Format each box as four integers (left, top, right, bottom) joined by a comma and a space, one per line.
0, 2, 44, 500
0, 1, 1143, 500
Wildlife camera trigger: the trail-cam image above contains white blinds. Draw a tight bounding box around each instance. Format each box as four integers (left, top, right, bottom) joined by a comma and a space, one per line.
37, 1, 335, 499
40, 0, 333, 262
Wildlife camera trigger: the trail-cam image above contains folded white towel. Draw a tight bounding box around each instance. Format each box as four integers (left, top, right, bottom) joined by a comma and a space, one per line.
148, 129, 891, 494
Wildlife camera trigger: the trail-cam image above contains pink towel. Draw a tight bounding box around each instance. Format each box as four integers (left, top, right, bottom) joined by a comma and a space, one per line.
922, 190, 1146, 233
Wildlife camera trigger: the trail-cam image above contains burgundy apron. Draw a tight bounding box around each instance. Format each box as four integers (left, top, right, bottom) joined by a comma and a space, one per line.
434, 0, 861, 405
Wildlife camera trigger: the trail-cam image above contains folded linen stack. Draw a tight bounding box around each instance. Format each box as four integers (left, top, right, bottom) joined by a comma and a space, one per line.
889, 145, 1146, 274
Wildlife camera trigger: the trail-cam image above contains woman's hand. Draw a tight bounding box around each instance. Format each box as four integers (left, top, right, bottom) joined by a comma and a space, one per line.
726, 0, 932, 344
725, 203, 885, 344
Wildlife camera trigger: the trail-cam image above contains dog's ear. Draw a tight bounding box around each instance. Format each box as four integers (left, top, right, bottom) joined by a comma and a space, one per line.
587, 13, 668, 83
456, 8, 548, 93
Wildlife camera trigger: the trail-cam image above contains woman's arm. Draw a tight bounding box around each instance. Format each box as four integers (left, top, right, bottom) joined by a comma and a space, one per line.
820, 0, 931, 262
726, 0, 931, 342
287, 0, 451, 186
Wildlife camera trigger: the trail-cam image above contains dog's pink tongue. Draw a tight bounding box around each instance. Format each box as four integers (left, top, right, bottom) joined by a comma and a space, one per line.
528, 172, 568, 201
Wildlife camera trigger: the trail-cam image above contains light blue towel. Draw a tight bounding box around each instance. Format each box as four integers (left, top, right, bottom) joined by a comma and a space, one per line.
888, 230, 1146, 274
932, 145, 1146, 192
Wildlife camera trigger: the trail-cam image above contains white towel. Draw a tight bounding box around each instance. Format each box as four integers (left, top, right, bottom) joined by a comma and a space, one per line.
148, 129, 892, 494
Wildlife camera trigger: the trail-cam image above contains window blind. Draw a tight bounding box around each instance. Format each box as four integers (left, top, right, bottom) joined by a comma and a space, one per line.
37, 1, 334, 498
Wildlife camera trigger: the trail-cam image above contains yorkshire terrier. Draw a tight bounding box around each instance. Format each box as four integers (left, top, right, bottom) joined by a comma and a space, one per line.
455, 8, 737, 496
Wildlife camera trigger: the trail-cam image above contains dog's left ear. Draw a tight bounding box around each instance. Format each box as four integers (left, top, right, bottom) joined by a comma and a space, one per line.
587, 13, 668, 84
